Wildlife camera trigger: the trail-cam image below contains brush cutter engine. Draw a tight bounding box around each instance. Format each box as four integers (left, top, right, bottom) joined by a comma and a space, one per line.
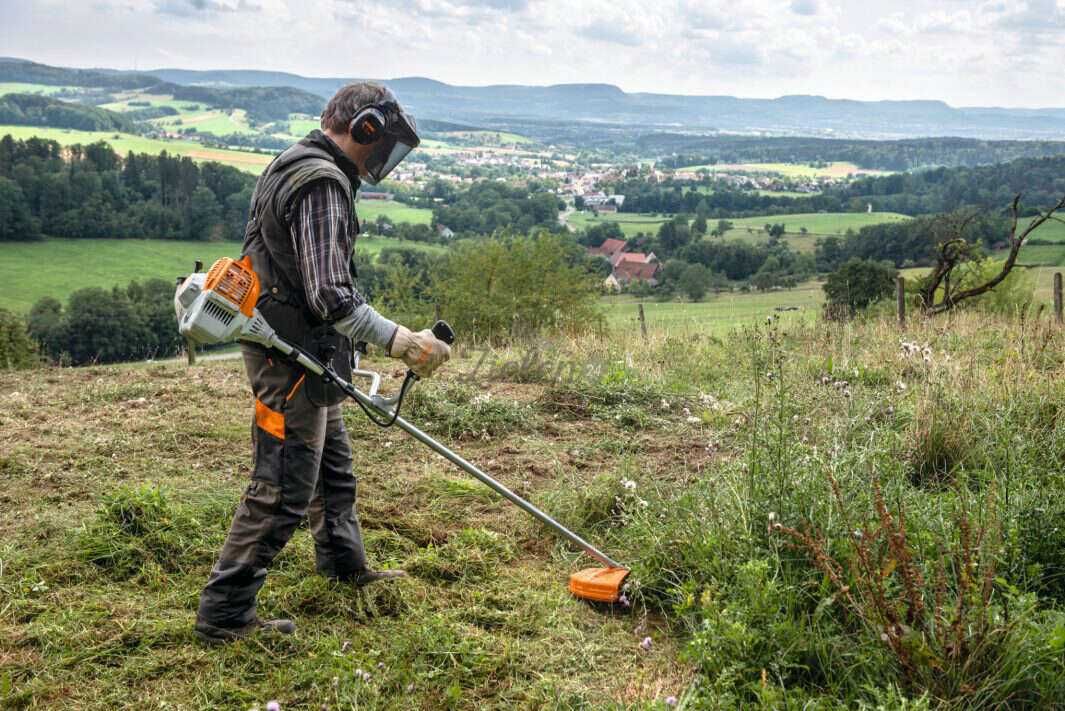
174, 257, 630, 603
175, 256, 282, 351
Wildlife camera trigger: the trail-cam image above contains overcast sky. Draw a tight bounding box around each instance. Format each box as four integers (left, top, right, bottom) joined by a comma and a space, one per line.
3, 0, 1064, 108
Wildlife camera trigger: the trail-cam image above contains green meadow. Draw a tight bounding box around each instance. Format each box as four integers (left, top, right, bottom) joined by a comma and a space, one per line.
356, 199, 434, 226
602, 282, 824, 335
569, 209, 910, 244
0, 238, 444, 313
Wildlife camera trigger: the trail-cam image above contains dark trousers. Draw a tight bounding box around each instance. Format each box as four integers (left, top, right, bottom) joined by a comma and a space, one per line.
197, 346, 368, 628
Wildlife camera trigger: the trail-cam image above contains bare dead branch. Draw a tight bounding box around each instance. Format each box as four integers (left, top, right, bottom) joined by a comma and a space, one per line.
923, 194, 1065, 315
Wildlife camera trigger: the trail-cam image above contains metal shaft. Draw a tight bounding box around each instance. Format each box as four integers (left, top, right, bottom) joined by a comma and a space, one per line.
273, 337, 621, 568
388, 410, 622, 569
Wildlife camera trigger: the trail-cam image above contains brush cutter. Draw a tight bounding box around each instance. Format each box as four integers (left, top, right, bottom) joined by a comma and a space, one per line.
175, 256, 629, 603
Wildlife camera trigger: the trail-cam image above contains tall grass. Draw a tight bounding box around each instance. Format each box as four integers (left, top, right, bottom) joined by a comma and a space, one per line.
537, 310, 1065, 707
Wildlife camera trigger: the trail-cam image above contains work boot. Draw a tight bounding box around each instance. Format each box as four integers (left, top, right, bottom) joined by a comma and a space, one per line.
353, 569, 407, 587
194, 616, 296, 645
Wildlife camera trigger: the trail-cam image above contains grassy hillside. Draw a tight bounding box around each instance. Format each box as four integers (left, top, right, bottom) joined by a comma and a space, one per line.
3, 311, 1064, 708
0, 82, 73, 96
0, 238, 445, 313
0, 125, 273, 172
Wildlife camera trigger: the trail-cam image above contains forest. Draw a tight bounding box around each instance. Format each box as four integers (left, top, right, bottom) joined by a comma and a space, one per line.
611, 155, 1065, 218
646, 134, 1065, 171
0, 93, 136, 132
0, 134, 255, 242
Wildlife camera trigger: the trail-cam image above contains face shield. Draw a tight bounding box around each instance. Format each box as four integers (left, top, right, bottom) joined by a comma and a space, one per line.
362, 104, 420, 185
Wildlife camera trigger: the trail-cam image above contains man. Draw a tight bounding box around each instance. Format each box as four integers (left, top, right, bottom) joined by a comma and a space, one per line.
195, 83, 451, 644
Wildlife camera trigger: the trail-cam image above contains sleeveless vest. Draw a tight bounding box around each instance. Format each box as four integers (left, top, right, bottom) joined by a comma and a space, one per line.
241, 131, 359, 406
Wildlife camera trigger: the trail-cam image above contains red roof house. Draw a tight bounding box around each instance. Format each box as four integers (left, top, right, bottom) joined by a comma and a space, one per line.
590, 238, 627, 258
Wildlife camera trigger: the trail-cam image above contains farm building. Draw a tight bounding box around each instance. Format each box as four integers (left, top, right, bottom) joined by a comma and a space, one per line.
589, 240, 660, 290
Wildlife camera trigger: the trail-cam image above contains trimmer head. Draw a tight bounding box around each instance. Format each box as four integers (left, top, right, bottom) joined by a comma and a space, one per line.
568, 567, 630, 603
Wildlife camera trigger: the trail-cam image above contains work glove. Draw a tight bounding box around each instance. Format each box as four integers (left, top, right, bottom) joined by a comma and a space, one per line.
389, 325, 450, 378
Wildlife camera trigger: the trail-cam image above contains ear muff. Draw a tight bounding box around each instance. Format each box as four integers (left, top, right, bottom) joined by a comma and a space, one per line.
349, 106, 387, 145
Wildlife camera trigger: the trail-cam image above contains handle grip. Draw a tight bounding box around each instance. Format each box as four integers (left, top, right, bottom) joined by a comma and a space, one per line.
432, 319, 455, 345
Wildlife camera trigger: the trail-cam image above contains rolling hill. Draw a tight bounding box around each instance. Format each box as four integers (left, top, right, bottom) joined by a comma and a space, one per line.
7, 57, 1065, 141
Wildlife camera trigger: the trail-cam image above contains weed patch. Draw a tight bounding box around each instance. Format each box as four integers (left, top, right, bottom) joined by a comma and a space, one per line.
406, 382, 535, 439
75, 485, 229, 580
407, 528, 515, 583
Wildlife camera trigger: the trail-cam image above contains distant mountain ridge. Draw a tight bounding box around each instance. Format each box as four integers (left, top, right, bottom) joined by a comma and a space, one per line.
135, 66, 1065, 140
5, 57, 1065, 140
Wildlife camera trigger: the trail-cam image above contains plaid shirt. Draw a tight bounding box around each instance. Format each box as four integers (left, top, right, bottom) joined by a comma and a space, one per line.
289, 180, 365, 322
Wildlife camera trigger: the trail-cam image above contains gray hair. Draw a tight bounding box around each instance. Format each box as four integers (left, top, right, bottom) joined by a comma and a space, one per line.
320, 82, 390, 133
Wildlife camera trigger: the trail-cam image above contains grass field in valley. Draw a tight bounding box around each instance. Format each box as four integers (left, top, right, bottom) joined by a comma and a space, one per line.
567, 211, 671, 237
0, 125, 273, 173
150, 109, 259, 137
569, 209, 910, 244
355, 199, 434, 226
4, 311, 1065, 708
0, 238, 444, 313
602, 281, 824, 335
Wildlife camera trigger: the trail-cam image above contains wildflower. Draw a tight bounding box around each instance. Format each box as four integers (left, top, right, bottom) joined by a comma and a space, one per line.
406, 683, 415, 693
842, 388, 852, 398
686, 416, 701, 424
640, 636, 652, 651
660, 398, 671, 410
377, 662, 384, 670
618, 592, 630, 607
682, 406, 691, 417
622, 478, 637, 491
665, 696, 678, 707
266, 702, 280, 711
699, 392, 722, 410
765, 371, 774, 380
895, 380, 906, 392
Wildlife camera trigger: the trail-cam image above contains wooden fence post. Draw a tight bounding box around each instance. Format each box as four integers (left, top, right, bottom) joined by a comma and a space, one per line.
637, 303, 648, 341
1054, 272, 1063, 325
896, 276, 906, 327
185, 338, 196, 366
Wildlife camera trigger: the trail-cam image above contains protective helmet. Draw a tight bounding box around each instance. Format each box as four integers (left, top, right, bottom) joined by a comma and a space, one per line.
348, 88, 420, 184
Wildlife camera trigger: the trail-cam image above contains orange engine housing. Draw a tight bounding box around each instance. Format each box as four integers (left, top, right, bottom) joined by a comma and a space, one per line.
204, 255, 260, 318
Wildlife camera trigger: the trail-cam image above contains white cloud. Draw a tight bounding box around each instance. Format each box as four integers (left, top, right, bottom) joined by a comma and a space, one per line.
0, 0, 1062, 107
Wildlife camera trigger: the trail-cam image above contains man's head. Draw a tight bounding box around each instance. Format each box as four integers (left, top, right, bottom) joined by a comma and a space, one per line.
320, 82, 420, 185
